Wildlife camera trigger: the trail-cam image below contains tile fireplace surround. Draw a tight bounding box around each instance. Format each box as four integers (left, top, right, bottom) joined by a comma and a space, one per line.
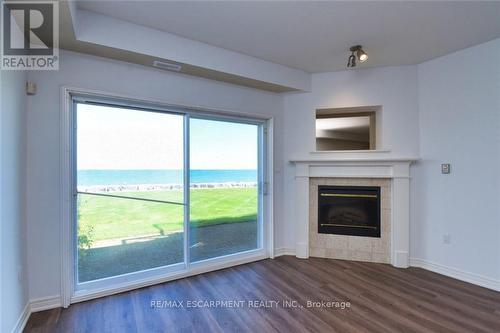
310, 178, 391, 263
290, 158, 416, 268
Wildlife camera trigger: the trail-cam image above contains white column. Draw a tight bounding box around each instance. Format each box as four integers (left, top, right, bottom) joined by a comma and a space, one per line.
295, 163, 309, 258
391, 175, 410, 268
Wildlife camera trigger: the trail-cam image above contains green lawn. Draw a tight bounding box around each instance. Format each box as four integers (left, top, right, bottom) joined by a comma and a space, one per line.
78, 187, 257, 242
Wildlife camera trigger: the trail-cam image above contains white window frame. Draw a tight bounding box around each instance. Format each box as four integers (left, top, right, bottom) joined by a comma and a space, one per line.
60, 86, 274, 307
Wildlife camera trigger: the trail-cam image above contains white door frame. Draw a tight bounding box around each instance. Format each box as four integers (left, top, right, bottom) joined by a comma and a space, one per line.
60, 86, 274, 307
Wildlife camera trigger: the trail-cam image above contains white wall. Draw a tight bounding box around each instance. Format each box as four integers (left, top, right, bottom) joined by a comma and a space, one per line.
0, 70, 29, 332
413, 39, 500, 281
281, 66, 420, 250
284, 66, 419, 157
26, 50, 284, 300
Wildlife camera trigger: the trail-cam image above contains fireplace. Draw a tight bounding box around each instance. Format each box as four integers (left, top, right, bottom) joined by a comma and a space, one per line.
318, 185, 381, 238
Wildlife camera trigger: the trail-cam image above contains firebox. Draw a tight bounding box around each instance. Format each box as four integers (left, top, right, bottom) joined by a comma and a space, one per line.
318, 185, 381, 238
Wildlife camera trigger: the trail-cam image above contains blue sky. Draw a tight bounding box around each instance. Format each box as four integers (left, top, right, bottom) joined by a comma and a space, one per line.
77, 104, 258, 170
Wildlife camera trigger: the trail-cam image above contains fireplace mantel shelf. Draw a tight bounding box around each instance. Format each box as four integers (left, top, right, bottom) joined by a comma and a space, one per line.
290, 157, 419, 164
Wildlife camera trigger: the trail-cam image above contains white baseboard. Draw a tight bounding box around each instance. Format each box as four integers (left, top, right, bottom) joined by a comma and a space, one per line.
393, 250, 409, 268
11, 303, 30, 333
273, 247, 296, 257
11, 295, 62, 333
410, 258, 500, 292
30, 295, 62, 313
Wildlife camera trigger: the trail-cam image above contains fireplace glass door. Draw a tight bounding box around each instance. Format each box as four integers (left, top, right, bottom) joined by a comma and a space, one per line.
318, 186, 381, 238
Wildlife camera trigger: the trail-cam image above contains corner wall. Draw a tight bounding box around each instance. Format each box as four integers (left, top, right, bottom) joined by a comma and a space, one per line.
282, 65, 420, 252
282, 39, 500, 288
0, 70, 29, 332
412, 38, 500, 284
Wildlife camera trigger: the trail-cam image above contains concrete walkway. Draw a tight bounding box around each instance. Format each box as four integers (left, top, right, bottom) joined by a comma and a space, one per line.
78, 221, 257, 282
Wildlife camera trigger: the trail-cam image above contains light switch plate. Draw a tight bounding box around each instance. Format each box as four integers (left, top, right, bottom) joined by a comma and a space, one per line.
441, 163, 451, 174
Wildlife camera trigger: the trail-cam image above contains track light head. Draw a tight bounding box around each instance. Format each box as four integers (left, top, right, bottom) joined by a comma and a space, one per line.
357, 49, 368, 62
347, 45, 368, 68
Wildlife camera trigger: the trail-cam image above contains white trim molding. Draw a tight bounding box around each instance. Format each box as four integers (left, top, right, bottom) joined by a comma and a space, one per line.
60, 86, 74, 308
30, 295, 63, 313
11, 303, 30, 333
273, 247, 296, 257
11, 296, 63, 333
410, 258, 500, 292
290, 157, 417, 268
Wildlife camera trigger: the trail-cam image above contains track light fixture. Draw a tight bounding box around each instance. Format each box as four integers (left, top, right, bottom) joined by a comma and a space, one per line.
347, 45, 368, 68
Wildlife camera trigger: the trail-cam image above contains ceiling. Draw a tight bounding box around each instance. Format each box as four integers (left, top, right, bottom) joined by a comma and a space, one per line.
78, 1, 500, 73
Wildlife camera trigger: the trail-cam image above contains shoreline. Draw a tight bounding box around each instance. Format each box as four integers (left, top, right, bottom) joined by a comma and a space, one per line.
78, 182, 257, 193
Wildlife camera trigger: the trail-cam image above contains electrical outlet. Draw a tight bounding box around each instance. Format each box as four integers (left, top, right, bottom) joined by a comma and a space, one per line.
442, 234, 451, 244
441, 163, 451, 174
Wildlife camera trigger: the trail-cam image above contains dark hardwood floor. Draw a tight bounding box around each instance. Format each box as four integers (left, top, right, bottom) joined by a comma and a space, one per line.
25, 256, 500, 332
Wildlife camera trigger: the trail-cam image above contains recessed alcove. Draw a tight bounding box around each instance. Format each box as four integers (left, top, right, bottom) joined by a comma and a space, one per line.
315, 106, 382, 151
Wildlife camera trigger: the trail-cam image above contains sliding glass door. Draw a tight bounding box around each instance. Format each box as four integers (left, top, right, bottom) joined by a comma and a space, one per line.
75, 103, 186, 284
73, 98, 266, 293
189, 118, 261, 262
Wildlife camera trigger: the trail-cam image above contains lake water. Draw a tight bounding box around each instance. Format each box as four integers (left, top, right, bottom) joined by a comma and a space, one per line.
77, 169, 257, 186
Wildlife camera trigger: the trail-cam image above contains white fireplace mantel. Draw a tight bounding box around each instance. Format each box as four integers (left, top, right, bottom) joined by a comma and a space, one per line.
290, 157, 417, 268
